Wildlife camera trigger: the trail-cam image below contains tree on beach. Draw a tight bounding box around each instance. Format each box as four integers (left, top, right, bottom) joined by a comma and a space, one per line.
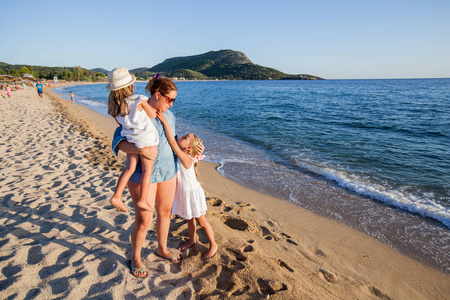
20, 66, 31, 74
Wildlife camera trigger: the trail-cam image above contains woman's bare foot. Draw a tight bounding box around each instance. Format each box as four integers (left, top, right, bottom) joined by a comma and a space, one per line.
137, 201, 153, 212
203, 243, 218, 259
178, 240, 196, 252
110, 196, 128, 213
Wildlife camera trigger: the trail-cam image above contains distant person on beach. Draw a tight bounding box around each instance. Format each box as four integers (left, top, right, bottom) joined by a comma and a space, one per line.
107, 67, 158, 213
6, 86, 11, 98
112, 73, 204, 278
36, 81, 43, 99
157, 112, 218, 259
70, 91, 75, 104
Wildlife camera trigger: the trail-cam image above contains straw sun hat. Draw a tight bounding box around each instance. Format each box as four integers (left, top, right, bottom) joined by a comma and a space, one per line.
106, 67, 136, 91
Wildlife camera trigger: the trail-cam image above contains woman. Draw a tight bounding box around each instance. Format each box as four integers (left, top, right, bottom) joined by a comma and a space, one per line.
112, 74, 202, 278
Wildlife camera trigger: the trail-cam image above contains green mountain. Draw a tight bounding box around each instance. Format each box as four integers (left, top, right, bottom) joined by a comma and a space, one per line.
0, 62, 106, 81
131, 49, 323, 80
91, 68, 109, 75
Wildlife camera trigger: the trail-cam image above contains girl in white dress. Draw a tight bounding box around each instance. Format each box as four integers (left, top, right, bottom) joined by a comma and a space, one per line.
107, 68, 158, 213
157, 111, 218, 259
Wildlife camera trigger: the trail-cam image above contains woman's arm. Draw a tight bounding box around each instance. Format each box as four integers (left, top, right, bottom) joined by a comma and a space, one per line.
156, 111, 192, 169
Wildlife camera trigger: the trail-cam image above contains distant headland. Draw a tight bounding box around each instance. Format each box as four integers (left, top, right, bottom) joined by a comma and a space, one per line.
1, 50, 324, 81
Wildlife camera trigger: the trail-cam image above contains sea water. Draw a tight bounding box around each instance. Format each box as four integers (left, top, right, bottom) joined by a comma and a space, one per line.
54, 79, 450, 272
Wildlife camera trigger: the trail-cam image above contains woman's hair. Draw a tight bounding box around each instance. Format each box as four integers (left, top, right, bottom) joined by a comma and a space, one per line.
186, 133, 201, 177
145, 74, 177, 96
107, 84, 134, 117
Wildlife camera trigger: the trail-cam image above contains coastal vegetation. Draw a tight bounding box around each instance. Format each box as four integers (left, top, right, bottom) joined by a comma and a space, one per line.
0, 62, 106, 81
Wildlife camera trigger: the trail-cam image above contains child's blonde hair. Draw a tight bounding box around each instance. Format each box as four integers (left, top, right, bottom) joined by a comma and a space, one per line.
187, 133, 201, 177
107, 84, 134, 118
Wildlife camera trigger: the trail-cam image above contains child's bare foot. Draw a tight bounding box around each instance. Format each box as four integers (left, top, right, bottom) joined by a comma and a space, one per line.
178, 240, 196, 252
110, 196, 128, 213
137, 201, 153, 212
203, 243, 218, 259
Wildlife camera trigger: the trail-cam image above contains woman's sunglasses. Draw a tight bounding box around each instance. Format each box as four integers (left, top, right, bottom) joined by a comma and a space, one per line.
161, 92, 176, 103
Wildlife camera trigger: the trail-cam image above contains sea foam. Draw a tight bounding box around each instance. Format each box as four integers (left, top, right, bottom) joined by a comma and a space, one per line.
293, 158, 450, 228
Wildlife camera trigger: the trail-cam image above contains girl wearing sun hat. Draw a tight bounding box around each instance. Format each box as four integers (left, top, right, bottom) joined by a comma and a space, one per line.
107, 67, 158, 213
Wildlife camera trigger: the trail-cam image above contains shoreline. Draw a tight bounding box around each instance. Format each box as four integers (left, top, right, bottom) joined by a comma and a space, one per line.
37, 87, 449, 298
52, 83, 450, 274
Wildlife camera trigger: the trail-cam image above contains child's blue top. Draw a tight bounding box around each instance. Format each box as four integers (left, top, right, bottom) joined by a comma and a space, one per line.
111, 109, 178, 184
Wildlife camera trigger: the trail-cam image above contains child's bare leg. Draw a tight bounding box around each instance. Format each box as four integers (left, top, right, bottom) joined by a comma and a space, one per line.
110, 154, 139, 212
178, 218, 197, 251
196, 215, 218, 258
136, 156, 154, 212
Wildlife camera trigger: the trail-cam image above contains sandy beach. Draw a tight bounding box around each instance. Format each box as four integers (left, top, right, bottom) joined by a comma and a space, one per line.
0, 87, 449, 299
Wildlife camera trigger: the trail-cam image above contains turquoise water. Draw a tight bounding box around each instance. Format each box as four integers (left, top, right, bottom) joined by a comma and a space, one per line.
54, 79, 450, 271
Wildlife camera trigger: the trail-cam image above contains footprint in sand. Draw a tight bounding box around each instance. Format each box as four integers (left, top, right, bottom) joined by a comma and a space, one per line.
261, 223, 299, 246
25, 288, 42, 299
221, 216, 250, 231
216, 265, 239, 293
279, 232, 299, 246
319, 269, 337, 283
260, 226, 278, 241
271, 258, 294, 273
231, 285, 250, 296
230, 260, 246, 271
27, 245, 45, 265
257, 278, 288, 295
227, 248, 247, 262
0, 263, 22, 292
224, 205, 235, 212
97, 259, 117, 276
114, 214, 128, 225
48, 277, 70, 295
243, 245, 254, 252
236, 202, 255, 211
369, 286, 392, 300
0, 238, 9, 249
2, 263, 22, 278
315, 249, 327, 257
39, 264, 66, 279
206, 197, 223, 207
56, 249, 77, 264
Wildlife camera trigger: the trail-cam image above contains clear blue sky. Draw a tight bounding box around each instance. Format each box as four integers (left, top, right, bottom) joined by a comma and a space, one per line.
2, 0, 449, 79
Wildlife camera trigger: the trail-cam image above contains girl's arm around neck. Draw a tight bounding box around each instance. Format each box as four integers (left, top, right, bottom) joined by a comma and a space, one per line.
139, 99, 157, 119
156, 111, 192, 169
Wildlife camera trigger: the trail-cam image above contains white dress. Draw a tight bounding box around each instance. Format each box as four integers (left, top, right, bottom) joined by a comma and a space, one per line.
115, 95, 159, 148
172, 158, 207, 220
